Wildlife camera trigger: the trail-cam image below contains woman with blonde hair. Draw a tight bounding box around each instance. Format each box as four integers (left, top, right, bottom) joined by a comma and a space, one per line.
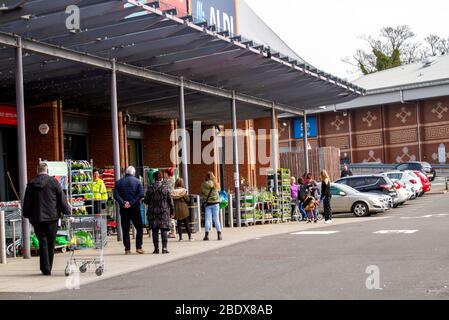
320, 169, 333, 224
200, 171, 222, 241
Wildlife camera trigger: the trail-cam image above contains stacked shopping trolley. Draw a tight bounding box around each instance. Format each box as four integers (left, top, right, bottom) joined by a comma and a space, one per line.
64, 214, 107, 277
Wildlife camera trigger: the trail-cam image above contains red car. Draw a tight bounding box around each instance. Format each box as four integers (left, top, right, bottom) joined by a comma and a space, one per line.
413, 170, 431, 193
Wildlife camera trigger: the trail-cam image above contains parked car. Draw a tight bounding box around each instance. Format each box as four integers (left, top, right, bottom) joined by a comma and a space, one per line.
318, 183, 390, 217
413, 170, 431, 193
382, 171, 423, 198
390, 179, 410, 204
394, 161, 436, 182
334, 174, 398, 207
401, 180, 418, 200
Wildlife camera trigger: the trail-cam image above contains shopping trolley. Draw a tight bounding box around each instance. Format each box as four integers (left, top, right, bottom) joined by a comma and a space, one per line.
64, 214, 107, 277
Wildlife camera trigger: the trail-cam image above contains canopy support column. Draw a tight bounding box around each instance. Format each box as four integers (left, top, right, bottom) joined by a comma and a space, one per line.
16, 37, 30, 259
111, 59, 122, 241
231, 91, 241, 228
179, 77, 189, 192
271, 105, 279, 194
303, 111, 310, 174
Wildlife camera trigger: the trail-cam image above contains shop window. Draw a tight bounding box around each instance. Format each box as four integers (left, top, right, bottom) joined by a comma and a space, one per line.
64, 134, 88, 161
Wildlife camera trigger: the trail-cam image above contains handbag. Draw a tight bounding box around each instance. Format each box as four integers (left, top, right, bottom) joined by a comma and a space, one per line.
201, 187, 213, 212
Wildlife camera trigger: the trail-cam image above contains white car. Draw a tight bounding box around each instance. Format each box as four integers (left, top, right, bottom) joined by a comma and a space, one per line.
382, 171, 423, 197
390, 179, 410, 204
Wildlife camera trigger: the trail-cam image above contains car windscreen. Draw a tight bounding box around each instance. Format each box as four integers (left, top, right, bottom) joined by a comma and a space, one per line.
387, 173, 402, 180
332, 183, 359, 194
381, 176, 394, 185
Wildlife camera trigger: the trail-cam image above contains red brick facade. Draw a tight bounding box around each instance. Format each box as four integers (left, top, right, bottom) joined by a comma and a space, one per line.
280, 96, 449, 165
25, 101, 64, 180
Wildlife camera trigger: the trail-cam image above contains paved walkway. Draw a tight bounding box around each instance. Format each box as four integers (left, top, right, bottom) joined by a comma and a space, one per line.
0, 216, 389, 293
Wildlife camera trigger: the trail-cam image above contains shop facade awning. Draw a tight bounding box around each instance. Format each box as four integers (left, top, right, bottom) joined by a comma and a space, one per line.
0, 0, 364, 124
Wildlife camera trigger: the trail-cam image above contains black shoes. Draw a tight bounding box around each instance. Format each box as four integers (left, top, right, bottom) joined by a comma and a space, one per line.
217, 231, 222, 241
153, 248, 160, 254
162, 249, 169, 254
203, 232, 209, 241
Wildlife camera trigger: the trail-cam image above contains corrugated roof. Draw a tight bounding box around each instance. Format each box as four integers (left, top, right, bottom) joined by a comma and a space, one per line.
353, 54, 449, 93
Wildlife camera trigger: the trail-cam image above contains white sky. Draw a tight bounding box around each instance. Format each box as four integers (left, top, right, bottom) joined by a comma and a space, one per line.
244, 0, 449, 80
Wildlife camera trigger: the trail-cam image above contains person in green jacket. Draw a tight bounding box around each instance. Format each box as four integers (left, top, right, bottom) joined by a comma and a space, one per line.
201, 171, 222, 241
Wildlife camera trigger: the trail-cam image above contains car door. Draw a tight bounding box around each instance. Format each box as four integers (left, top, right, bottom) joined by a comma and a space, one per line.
329, 185, 346, 212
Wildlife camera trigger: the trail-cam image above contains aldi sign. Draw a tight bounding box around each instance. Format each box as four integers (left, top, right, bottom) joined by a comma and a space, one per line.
190, 0, 238, 36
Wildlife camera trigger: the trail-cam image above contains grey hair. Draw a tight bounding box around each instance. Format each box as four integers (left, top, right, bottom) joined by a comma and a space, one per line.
126, 166, 136, 176
37, 163, 49, 174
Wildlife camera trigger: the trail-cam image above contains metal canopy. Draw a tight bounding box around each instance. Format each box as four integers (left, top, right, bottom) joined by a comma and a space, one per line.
0, 0, 364, 122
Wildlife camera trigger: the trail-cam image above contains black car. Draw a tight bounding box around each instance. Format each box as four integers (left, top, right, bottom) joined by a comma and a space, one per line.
394, 161, 436, 182
334, 175, 398, 207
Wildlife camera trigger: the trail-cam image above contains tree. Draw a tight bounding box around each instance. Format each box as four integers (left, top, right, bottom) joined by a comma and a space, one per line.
424, 35, 449, 56
344, 25, 447, 75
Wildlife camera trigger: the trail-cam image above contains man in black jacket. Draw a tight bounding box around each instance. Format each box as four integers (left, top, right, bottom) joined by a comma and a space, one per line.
341, 164, 353, 178
23, 163, 70, 276
113, 166, 145, 255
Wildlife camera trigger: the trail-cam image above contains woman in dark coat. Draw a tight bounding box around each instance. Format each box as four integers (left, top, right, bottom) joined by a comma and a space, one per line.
145, 171, 175, 254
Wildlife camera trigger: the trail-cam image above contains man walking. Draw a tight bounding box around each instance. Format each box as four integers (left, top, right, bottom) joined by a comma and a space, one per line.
113, 166, 145, 255
23, 163, 70, 276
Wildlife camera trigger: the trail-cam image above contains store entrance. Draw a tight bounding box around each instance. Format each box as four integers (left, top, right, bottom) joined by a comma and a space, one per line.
0, 126, 19, 202
64, 134, 88, 161
127, 138, 143, 177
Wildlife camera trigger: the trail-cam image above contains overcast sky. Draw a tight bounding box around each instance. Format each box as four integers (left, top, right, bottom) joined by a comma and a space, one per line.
245, 0, 449, 80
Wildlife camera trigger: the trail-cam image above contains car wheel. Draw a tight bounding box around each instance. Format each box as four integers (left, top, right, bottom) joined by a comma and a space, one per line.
352, 202, 369, 217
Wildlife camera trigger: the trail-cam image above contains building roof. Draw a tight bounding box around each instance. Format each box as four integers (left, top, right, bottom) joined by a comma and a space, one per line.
332, 54, 449, 111
353, 54, 449, 94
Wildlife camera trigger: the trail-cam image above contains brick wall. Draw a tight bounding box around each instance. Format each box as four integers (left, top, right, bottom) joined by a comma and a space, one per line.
25, 101, 63, 180
316, 95, 449, 165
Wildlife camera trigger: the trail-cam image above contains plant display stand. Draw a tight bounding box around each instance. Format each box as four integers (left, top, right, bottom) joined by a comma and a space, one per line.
239, 191, 257, 227
268, 168, 292, 223
67, 160, 94, 216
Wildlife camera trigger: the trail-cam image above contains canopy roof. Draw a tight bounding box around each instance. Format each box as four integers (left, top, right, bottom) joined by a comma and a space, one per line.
0, 0, 364, 124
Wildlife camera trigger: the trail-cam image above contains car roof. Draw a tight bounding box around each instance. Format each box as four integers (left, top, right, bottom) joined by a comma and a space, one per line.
337, 174, 385, 179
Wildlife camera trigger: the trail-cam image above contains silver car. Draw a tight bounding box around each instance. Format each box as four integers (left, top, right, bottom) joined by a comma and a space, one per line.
319, 183, 390, 217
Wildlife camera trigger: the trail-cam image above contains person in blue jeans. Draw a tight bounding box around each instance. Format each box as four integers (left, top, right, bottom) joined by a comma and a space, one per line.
201, 172, 222, 241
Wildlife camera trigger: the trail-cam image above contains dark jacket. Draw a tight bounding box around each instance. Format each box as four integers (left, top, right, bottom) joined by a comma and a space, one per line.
22, 174, 70, 224
113, 174, 144, 208
145, 181, 174, 230
305, 180, 319, 199
341, 169, 353, 178
321, 180, 332, 201
298, 184, 306, 203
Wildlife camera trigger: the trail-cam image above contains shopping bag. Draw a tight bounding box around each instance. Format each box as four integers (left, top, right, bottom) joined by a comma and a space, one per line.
219, 191, 229, 209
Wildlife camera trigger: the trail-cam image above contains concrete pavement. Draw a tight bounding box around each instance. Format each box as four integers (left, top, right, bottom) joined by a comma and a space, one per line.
10, 192, 448, 300
0, 215, 389, 294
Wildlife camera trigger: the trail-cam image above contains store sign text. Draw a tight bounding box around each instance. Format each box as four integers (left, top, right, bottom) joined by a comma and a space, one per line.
190, 0, 238, 36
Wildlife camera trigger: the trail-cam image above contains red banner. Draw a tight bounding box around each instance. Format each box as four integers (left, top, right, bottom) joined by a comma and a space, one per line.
159, 0, 188, 17
0, 105, 17, 126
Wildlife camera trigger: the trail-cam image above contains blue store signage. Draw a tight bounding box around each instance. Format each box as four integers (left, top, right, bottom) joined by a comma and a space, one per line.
190, 0, 238, 36
293, 116, 318, 139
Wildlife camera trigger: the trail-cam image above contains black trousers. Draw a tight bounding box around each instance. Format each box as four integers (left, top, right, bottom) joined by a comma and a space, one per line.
33, 220, 59, 275
177, 217, 192, 240
120, 204, 143, 251
152, 227, 169, 250
323, 197, 333, 221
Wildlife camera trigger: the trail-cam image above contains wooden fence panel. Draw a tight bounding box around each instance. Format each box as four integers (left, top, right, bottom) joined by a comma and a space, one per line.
280, 147, 340, 181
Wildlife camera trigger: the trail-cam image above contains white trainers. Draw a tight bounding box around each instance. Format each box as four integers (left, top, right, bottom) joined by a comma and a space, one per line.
324, 220, 331, 224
